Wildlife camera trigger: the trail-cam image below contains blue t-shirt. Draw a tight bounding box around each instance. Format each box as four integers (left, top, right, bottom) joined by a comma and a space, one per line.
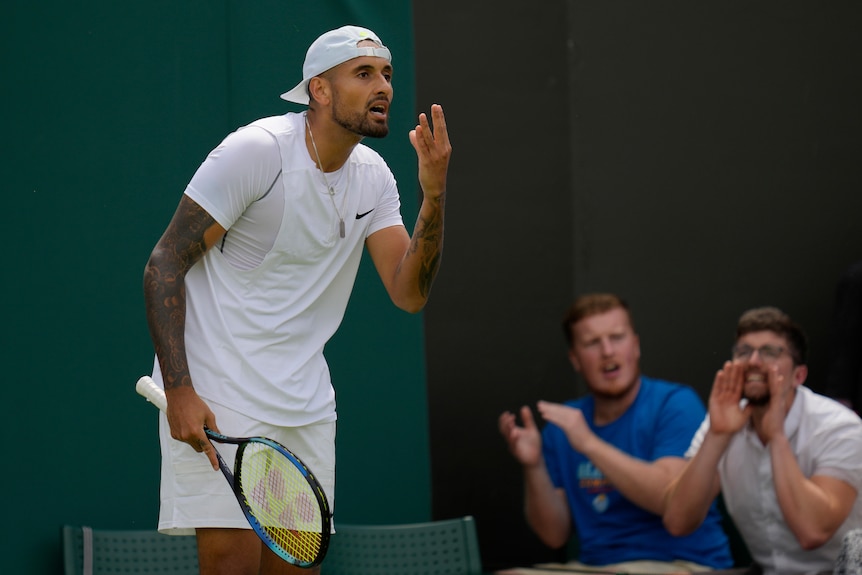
542, 376, 732, 568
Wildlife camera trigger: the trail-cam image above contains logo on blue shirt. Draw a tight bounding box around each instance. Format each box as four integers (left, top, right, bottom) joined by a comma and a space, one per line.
592, 493, 609, 513
578, 461, 612, 503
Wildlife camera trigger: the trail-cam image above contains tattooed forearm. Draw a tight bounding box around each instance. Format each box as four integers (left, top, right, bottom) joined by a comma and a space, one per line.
411, 211, 444, 298
143, 197, 218, 391
405, 194, 445, 300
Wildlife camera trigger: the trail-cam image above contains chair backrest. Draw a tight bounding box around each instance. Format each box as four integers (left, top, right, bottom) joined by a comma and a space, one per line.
62, 525, 199, 575
321, 515, 482, 575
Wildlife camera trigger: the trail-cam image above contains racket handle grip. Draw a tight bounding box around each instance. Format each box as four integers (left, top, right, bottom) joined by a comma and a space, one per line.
136, 376, 168, 413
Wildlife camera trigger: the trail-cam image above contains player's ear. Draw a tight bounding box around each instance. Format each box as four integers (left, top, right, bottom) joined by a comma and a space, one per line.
792, 364, 808, 387
308, 76, 331, 105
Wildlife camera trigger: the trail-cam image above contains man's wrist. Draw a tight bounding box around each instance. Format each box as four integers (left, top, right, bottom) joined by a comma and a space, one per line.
765, 430, 789, 448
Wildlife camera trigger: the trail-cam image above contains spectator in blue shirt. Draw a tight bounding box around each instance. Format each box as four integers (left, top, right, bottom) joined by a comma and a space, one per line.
499, 293, 732, 572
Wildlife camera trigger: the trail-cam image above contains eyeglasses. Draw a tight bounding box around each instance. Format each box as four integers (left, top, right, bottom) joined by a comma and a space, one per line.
731, 344, 786, 362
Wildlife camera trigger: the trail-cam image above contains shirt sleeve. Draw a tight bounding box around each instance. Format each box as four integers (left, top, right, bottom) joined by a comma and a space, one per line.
810, 417, 862, 491
651, 386, 708, 460
183, 125, 282, 230
366, 165, 404, 237
684, 415, 710, 458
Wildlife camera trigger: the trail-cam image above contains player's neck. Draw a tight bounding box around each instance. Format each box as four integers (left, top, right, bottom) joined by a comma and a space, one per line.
304, 111, 362, 172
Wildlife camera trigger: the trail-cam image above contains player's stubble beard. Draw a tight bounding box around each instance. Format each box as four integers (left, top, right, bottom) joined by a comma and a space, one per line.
331, 92, 390, 138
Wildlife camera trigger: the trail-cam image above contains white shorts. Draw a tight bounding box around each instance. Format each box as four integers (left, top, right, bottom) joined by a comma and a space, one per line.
158, 401, 336, 535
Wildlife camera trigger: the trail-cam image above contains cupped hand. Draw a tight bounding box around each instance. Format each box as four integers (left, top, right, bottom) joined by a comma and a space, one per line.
707, 360, 751, 435
759, 364, 789, 443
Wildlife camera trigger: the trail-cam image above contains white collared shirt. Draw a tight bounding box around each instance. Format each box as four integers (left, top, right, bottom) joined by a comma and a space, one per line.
687, 386, 862, 575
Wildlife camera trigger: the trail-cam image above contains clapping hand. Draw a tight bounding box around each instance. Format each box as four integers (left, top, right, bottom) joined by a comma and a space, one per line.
537, 400, 596, 454
498, 406, 543, 467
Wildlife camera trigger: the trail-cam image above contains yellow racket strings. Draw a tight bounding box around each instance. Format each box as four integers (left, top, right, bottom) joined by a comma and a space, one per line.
240, 442, 323, 563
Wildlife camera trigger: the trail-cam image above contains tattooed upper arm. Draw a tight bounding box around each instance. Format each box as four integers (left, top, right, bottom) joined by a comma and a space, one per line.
143, 195, 226, 389
158, 195, 226, 267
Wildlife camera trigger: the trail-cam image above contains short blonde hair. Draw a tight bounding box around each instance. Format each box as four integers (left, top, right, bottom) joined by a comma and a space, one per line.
562, 293, 633, 347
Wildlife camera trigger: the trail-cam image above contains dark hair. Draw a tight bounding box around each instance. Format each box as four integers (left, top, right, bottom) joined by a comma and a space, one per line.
562, 293, 634, 347
736, 306, 808, 365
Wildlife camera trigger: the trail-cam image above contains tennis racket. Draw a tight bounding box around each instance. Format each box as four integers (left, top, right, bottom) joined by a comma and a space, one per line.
135, 375, 331, 568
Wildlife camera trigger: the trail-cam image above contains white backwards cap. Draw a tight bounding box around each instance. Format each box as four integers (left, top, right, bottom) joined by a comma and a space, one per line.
280, 25, 391, 105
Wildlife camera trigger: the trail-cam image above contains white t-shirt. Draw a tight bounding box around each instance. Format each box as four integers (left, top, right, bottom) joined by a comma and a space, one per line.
152, 112, 404, 426
686, 386, 862, 575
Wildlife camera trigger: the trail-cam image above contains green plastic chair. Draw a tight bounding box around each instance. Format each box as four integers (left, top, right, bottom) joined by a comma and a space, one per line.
62, 525, 199, 575
321, 515, 483, 575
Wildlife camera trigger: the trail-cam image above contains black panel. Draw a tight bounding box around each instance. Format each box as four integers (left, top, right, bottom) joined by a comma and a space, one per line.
415, 1, 862, 570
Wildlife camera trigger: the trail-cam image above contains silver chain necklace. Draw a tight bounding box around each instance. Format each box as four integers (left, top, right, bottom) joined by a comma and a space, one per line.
306, 113, 348, 238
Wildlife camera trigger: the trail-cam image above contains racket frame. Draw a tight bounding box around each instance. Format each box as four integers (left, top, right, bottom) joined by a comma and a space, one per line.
136, 376, 331, 568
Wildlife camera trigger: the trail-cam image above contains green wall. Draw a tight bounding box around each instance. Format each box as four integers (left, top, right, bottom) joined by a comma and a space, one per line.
2, 2, 428, 572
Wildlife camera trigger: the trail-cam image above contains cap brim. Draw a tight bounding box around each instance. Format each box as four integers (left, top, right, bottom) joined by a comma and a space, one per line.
280, 79, 309, 105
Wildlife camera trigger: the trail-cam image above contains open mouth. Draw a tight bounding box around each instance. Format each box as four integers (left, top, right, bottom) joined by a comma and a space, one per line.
602, 362, 621, 375
369, 101, 389, 118
743, 368, 771, 405
744, 369, 766, 384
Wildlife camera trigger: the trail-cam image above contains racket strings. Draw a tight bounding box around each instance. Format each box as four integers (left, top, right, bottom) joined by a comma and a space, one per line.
238, 442, 324, 564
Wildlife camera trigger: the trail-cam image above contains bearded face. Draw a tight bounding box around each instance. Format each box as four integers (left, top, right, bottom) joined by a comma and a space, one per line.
569, 308, 642, 402
731, 335, 803, 407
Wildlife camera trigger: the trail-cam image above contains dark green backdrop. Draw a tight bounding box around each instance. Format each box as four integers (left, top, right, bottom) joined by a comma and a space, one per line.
2, 2, 429, 573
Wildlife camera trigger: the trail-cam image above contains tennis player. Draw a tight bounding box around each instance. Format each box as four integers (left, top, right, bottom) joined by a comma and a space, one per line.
143, 25, 450, 575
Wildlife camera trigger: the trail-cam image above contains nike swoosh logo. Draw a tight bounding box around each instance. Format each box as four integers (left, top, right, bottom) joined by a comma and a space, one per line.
356, 209, 375, 220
